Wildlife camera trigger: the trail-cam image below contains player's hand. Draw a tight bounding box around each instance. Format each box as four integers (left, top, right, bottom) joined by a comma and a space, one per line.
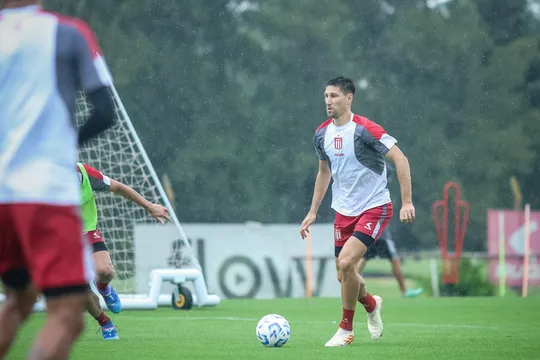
148, 203, 171, 224
300, 212, 317, 239
400, 202, 415, 223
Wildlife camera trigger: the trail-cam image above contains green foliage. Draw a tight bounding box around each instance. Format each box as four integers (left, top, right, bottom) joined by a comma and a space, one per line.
452, 258, 496, 296
43, 0, 540, 250
475, 0, 530, 45
414, 258, 496, 297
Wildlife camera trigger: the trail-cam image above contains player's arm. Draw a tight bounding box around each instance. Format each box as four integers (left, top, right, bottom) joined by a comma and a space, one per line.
301, 133, 332, 238
83, 164, 171, 224
78, 88, 115, 146
308, 160, 332, 216
70, 20, 116, 146
385, 146, 412, 208
108, 179, 171, 224
362, 119, 415, 223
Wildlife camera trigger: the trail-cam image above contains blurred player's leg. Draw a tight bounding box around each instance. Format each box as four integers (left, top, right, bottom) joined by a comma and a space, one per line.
0, 278, 38, 357
391, 258, 407, 294
390, 258, 423, 298
86, 289, 119, 340
0, 206, 38, 357
90, 232, 121, 314
383, 237, 423, 298
19, 204, 91, 360
29, 293, 87, 360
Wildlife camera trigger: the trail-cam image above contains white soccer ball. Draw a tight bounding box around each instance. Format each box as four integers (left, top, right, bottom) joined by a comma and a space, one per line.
256, 314, 291, 347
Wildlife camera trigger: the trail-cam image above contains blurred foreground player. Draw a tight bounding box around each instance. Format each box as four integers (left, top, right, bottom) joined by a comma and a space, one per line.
77, 162, 170, 340
300, 76, 415, 347
0, 1, 115, 359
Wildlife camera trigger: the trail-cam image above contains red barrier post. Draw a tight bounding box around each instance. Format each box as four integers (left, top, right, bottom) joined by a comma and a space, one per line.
432, 182, 470, 295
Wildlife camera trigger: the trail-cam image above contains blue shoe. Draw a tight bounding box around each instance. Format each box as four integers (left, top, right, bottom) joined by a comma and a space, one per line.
100, 286, 122, 314
403, 288, 423, 298
100, 321, 120, 340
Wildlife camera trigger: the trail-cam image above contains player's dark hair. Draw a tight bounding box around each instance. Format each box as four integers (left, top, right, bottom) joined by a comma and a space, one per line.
325, 76, 356, 95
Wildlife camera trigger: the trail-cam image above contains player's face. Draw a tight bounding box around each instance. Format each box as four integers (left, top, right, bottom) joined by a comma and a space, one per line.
324, 86, 352, 119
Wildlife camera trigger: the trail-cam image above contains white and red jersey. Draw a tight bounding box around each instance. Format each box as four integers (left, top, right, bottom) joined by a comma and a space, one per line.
76, 164, 111, 192
0, 5, 112, 205
314, 113, 397, 216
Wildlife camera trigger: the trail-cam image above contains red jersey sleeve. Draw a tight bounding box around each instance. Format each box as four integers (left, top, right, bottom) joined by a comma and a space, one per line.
354, 116, 397, 155
82, 164, 111, 192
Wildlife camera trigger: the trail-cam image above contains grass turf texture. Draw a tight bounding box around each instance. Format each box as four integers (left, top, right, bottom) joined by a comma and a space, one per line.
7, 280, 540, 360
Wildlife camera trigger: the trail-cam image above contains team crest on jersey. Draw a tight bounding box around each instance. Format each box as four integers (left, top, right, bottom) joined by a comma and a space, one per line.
334, 137, 343, 150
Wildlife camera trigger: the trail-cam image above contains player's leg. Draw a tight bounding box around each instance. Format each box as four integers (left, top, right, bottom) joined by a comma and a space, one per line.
334, 255, 343, 299
17, 204, 90, 360
86, 287, 119, 340
29, 293, 87, 360
0, 205, 39, 357
326, 237, 367, 347
325, 214, 364, 347
90, 231, 121, 313
352, 204, 393, 341
86, 289, 103, 319
356, 256, 367, 274
355, 241, 387, 307
339, 234, 369, 317
378, 229, 405, 294
390, 259, 423, 298
381, 236, 407, 294
389, 258, 407, 295
355, 242, 377, 278
0, 273, 38, 357
383, 233, 423, 298
355, 254, 379, 305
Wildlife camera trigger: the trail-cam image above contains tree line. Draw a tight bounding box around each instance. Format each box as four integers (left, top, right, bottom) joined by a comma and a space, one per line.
46, 0, 540, 251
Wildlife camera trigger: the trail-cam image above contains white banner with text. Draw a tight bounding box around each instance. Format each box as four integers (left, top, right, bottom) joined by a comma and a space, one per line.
134, 223, 341, 299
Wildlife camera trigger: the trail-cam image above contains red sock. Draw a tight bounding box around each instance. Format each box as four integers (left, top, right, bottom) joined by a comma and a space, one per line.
95, 312, 110, 326
96, 282, 109, 292
359, 293, 376, 313
339, 308, 355, 331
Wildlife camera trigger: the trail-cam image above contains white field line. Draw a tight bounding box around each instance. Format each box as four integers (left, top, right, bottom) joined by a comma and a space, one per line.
117, 315, 500, 330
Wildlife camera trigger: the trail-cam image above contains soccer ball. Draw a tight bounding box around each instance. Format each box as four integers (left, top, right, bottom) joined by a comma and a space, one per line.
256, 314, 291, 347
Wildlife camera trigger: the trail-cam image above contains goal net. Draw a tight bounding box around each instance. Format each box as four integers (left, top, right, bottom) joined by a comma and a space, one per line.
74, 86, 219, 309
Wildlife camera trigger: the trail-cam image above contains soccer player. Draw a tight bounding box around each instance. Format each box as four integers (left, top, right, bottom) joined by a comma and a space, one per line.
300, 76, 415, 347
76, 162, 170, 340
357, 163, 423, 298
0, 1, 115, 359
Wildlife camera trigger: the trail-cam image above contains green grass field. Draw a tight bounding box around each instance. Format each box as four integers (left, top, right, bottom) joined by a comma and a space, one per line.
6, 281, 540, 360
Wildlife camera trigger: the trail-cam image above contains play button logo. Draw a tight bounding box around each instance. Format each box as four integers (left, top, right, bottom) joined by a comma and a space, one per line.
235, 273, 245, 285
218, 256, 261, 298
